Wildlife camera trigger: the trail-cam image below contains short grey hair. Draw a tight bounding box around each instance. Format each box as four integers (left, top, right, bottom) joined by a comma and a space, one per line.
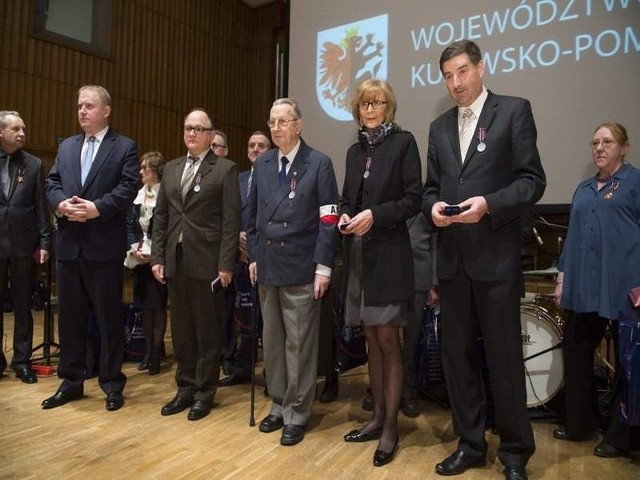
272, 98, 302, 119
0, 110, 21, 129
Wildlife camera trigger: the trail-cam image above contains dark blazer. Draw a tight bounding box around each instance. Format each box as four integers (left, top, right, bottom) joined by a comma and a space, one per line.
45, 129, 139, 261
238, 169, 252, 231
247, 139, 338, 286
0, 149, 51, 258
423, 91, 546, 282
341, 130, 422, 306
151, 150, 240, 279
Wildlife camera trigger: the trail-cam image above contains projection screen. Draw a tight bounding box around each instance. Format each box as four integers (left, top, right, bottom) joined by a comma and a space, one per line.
289, 0, 640, 205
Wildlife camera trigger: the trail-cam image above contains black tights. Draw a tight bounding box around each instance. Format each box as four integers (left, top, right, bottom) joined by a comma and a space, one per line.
360, 325, 403, 453
141, 308, 167, 369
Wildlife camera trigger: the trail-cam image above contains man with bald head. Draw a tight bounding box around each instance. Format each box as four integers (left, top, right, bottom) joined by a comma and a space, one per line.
152, 108, 240, 421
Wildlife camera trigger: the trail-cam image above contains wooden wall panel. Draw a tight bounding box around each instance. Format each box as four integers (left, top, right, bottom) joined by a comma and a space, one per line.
0, 0, 285, 172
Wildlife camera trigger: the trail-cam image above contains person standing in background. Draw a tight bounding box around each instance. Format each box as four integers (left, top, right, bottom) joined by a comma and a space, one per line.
125, 151, 168, 375
554, 122, 640, 458
0, 110, 51, 382
219, 131, 271, 387
43, 85, 139, 411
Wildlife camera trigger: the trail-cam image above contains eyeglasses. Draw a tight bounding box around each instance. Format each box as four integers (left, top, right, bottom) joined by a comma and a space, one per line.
211, 143, 227, 150
184, 126, 213, 134
249, 142, 267, 149
590, 139, 617, 149
267, 118, 299, 129
140, 165, 149, 170
359, 100, 387, 110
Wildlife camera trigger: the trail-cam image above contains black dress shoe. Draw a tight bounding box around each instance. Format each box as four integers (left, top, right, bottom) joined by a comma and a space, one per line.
319, 372, 339, 403
401, 395, 419, 418
344, 426, 383, 442
553, 427, 595, 441
187, 400, 212, 421
373, 437, 399, 467
106, 392, 124, 411
259, 414, 284, 433
161, 395, 193, 416
42, 389, 83, 409
219, 372, 250, 387
280, 424, 305, 446
15, 366, 38, 384
594, 441, 626, 458
148, 364, 160, 375
435, 450, 486, 476
503, 465, 528, 480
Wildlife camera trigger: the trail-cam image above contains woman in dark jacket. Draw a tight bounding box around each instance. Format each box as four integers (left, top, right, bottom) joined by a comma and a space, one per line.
339, 79, 422, 466
126, 151, 168, 374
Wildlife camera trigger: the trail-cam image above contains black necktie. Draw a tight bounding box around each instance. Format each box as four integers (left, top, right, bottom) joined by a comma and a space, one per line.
279, 156, 289, 187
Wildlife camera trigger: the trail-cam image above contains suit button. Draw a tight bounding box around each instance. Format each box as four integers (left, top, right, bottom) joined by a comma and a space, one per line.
268, 221, 272, 226
458, 177, 464, 184
280, 241, 285, 247
283, 221, 287, 228
266, 240, 271, 245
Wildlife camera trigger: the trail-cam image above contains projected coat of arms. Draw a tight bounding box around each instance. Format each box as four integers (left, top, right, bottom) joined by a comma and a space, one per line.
316, 14, 388, 121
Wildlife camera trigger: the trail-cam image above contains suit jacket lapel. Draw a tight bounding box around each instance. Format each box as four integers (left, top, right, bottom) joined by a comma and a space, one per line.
461, 91, 498, 172
68, 135, 84, 193
446, 108, 463, 168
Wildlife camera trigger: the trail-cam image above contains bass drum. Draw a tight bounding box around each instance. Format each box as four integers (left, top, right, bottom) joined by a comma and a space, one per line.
521, 295, 566, 407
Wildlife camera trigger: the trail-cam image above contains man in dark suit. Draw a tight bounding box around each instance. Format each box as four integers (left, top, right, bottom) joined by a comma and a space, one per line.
151, 108, 240, 421
248, 98, 338, 446
43, 85, 139, 411
0, 111, 52, 382
219, 130, 270, 387
423, 40, 546, 480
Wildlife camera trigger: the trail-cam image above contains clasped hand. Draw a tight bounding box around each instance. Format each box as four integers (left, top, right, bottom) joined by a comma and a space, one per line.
58, 196, 100, 222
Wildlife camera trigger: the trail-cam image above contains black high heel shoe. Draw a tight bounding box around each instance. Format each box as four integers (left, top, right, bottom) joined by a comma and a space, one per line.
373, 436, 399, 467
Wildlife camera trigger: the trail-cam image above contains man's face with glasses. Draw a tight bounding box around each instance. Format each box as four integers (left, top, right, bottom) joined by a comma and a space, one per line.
268, 104, 301, 154
183, 110, 213, 156
211, 134, 228, 158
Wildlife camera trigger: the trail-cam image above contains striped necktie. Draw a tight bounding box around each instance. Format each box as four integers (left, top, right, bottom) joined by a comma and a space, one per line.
459, 108, 474, 161
181, 156, 197, 199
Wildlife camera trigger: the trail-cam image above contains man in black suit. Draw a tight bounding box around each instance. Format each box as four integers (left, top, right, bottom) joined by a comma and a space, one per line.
0, 111, 52, 382
43, 85, 139, 411
423, 40, 546, 480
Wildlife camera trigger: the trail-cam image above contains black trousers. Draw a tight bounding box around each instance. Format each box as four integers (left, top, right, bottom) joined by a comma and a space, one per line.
440, 268, 535, 467
167, 245, 223, 403
0, 255, 34, 367
563, 311, 640, 450
57, 257, 126, 394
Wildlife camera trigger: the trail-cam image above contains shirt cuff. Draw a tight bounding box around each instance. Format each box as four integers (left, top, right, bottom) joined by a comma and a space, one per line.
315, 264, 332, 277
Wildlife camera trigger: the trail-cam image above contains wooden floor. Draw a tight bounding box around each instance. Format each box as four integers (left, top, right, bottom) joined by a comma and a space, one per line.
0, 312, 638, 480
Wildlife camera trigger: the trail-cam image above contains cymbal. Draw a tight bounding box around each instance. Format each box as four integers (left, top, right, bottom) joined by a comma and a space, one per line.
523, 266, 559, 276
